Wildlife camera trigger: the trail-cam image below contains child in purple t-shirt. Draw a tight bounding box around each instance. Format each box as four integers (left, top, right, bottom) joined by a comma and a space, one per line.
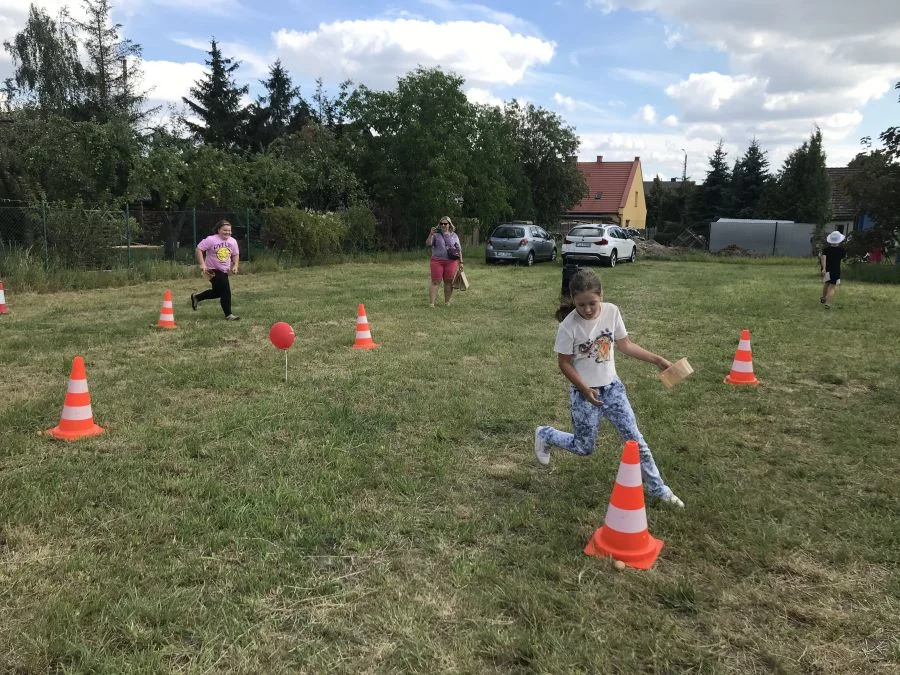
191, 220, 241, 320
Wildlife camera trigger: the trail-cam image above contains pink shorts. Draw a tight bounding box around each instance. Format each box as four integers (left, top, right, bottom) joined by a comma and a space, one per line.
430, 257, 459, 283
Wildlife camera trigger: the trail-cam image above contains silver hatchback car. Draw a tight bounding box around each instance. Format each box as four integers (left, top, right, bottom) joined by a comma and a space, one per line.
485, 224, 558, 266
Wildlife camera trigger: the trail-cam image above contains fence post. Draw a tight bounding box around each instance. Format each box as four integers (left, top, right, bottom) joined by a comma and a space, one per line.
192, 207, 197, 251
125, 203, 132, 267
246, 207, 251, 262
41, 201, 49, 269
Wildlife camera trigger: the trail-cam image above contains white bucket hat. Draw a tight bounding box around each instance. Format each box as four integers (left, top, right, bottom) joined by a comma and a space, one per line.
826, 231, 846, 245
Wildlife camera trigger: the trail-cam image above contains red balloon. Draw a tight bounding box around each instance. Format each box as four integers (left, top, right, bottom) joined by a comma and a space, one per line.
269, 322, 295, 350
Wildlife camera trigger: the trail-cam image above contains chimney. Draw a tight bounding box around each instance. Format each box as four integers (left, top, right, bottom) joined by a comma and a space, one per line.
596, 155, 603, 163
634, 156, 640, 162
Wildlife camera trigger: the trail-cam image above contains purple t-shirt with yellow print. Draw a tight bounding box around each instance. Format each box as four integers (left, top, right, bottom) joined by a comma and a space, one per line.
198, 235, 239, 272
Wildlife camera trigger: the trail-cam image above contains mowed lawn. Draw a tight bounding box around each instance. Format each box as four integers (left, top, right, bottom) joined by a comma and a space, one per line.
1, 257, 898, 674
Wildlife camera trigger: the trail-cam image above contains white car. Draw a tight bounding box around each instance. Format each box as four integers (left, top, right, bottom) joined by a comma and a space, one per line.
561, 224, 637, 267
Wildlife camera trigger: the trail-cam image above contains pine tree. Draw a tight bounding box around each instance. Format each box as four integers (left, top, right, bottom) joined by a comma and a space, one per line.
181, 39, 249, 149
245, 60, 311, 149
73, 0, 146, 122
730, 138, 771, 218
776, 127, 831, 225
699, 139, 730, 223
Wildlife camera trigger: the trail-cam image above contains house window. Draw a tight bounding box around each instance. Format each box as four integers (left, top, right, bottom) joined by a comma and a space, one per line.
634, 191, 638, 207
595, 192, 603, 199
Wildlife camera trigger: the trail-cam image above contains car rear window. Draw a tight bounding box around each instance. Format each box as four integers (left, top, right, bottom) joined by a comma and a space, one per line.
569, 226, 605, 237
492, 226, 525, 238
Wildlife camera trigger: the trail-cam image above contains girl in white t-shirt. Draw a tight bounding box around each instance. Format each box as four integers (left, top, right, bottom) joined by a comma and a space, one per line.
534, 268, 684, 507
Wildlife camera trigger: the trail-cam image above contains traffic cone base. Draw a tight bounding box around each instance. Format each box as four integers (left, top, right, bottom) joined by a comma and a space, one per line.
724, 329, 759, 385
0, 280, 7, 314
351, 303, 380, 349
157, 289, 176, 329
44, 356, 105, 441
584, 440, 664, 570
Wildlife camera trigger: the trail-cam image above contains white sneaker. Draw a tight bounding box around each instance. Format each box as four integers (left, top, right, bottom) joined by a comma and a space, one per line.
534, 426, 550, 466
659, 492, 685, 508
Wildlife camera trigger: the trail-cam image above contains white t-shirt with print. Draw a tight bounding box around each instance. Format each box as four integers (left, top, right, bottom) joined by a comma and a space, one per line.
554, 303, 628, 387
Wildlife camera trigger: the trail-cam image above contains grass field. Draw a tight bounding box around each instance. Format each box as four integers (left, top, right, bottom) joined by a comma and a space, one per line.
1, 257, 898, 673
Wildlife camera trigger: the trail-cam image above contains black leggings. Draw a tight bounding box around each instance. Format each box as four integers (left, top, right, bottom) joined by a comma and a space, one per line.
196, 270, 232, 316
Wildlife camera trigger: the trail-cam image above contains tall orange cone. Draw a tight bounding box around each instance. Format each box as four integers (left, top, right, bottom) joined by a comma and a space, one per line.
724, 329, 759, 385
0, 279, 8, 314
351, 303, 380, 349
45, 356, 105, 441
584, 440, 663, 570
156, 289, 176, 329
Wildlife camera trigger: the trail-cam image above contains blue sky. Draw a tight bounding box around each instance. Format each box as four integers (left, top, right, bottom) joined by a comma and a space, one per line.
2, 0, 898, 180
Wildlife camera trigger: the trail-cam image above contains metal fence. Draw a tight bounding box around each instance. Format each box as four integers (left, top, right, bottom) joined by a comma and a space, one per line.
0, 204, 258, 269
708, 220, 816, 257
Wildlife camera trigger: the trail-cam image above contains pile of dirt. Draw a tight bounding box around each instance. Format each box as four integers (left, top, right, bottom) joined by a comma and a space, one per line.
714, 244, 762, 258
635, 239, 677, 255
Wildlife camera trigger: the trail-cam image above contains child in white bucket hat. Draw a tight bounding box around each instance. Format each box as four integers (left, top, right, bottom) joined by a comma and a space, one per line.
819, 231, 846, 309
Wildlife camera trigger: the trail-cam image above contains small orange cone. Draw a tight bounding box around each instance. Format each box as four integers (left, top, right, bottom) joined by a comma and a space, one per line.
0, 280, 8, 314
351, 303, 380, 349
156, 289, 176, 329
45, 356, 105, 441
584, 440, 663, 570
724, 329, 759, 385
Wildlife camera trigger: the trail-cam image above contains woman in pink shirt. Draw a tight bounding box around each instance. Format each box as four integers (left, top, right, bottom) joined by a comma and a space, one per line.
191, 220, 241, 320
425, 216, 463, 307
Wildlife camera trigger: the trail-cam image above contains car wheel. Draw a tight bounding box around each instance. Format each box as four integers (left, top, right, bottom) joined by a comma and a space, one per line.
629, 246, 636, 263
550, 247, 558, 262
525, 251, 535, 266
608, 250, 617, 267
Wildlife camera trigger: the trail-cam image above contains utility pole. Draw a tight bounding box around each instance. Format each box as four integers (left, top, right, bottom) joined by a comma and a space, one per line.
680, 149, 688, 229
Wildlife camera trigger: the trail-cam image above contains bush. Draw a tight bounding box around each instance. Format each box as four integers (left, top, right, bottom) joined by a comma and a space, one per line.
261, 207, 345, 261
37, 203, 125, 269
842, 261, 900, 284
340, 204, 378, 253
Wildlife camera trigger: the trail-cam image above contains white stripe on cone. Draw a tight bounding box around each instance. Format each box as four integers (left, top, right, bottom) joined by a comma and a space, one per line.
162, 301, 173, 308
738, 339, 752, 350
604, 504, 649, 534
357, 318, 369, 326
61, 404, 93, 420
730, 360, 754, 373
614, 461, 642, 488
356, 330, 372, 339
67, 380, 89, 394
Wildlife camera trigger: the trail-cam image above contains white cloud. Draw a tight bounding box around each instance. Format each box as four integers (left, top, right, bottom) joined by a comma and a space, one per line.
553, 92, 577, 111
663, 25, 682, 48
663, 114, 678, 127
610, 67, 677, 87
638, 103, 657, 124
273, 19, 555, 89
420, 0, 541, 36
466, 87, 503, 107
593, 0, 900, 169
142, 59, 207, 105
171, 37, 271, 77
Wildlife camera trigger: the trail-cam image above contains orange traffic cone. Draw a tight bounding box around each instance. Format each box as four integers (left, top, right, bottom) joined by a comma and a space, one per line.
351, 303, 380, 349
45, 356, 105, 441
724, 329, 759, 385
156, 289, 176, 329
584, 440, 663, 570
0, 280, 8, 314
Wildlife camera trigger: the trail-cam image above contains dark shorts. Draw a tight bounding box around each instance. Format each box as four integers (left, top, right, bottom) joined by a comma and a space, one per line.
823, 271, 840, 285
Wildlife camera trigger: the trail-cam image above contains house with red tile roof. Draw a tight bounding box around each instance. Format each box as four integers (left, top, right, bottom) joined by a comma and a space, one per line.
563, 156, 646, 229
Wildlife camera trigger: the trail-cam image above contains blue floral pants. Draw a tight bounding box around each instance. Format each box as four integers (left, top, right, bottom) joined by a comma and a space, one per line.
539, 379, 673, 498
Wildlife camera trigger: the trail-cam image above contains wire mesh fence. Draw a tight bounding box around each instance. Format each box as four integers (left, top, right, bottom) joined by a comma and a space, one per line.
0, 205, 261, 270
